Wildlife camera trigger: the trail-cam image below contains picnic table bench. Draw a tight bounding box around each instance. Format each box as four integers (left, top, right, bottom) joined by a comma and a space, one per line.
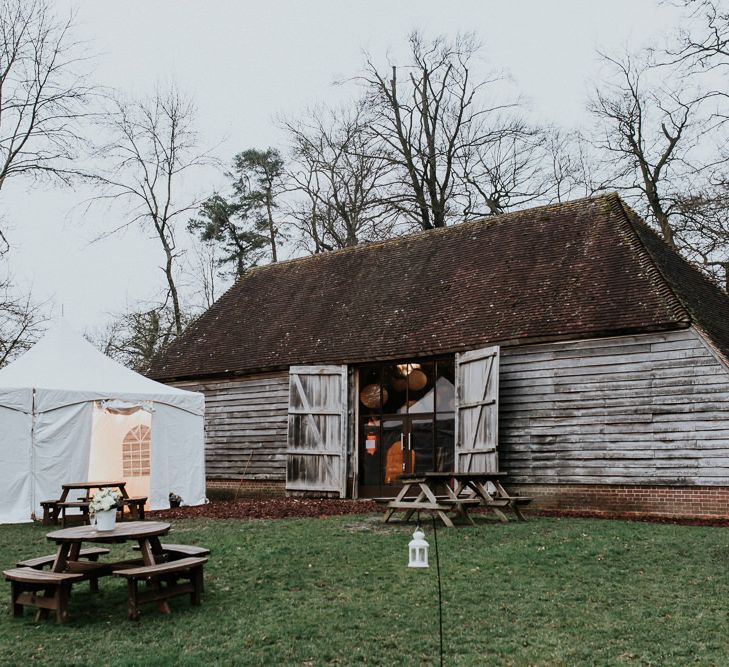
41, 481, 130, 526
40, 482, 146, 526
4, 568, 82, 624
115, 556, 207, 620
381, 471, 532, 527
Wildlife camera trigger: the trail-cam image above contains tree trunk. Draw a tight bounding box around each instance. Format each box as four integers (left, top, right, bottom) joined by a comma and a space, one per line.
265, 193, 278, 263
157, 225, 182, 336
646, 188, 676, 249
164, 249, 182, 336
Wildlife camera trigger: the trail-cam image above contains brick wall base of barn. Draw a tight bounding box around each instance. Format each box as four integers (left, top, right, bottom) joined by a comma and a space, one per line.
206, 479, 286, 500
512, 484, 729, 520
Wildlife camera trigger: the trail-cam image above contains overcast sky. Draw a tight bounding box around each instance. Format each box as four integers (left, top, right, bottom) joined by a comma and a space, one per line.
2, 0, 684, 333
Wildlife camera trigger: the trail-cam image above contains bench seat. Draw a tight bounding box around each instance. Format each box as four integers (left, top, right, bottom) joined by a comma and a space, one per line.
4, 568, 83, 624
134, 543, 211, 559
121, 497, 147, 521
114, 556, 207, 620
17, 548, 113, 593
58, 500, 90, 527
17, 547, 110, 570
40, 499, 61, 526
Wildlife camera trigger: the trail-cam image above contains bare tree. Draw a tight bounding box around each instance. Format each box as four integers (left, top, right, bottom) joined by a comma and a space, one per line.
0, 265, 47, 366
540, 129, 611, 204
670, 1, 729, 71
672, 183, 729, 286
0, 0, 92, 210
284, 104, 397, 251
588, 51, 709, 248
358, 31, 523, 230
183, 238, 221, 311
90, 301, 182, 373
91, 87, 214, 336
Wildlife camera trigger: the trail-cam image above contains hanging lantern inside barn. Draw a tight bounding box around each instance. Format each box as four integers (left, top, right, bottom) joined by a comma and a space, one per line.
360, 383, 388, 409
407, 525, 429, 568
407, 369, 428, 391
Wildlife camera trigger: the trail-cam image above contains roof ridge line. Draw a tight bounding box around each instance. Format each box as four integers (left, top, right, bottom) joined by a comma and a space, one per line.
608, 195, 691, 324
242, 193, 622, 277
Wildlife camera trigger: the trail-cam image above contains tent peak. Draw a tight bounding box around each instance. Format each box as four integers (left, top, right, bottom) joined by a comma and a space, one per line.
0, 321, 202, 411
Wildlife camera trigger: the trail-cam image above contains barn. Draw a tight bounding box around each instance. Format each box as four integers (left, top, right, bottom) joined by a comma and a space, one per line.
148, 193, 729, 519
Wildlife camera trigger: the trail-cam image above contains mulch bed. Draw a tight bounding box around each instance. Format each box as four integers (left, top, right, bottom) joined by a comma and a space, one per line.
148, 497, 378, 521
149, 497, 729, 527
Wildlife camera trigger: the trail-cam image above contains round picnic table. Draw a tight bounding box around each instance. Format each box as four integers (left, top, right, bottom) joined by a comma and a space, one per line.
46, 521, 173, 613
47, 521, 170, 570
47, 521, 169, 544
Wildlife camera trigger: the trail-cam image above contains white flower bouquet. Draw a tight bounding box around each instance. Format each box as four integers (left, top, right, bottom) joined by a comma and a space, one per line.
89, 488, 122, 514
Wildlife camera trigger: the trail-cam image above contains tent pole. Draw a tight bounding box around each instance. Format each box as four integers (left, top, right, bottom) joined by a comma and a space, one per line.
30, 388, 36, 520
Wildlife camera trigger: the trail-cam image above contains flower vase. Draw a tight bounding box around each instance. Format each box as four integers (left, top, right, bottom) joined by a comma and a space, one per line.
95, 508, 117, 531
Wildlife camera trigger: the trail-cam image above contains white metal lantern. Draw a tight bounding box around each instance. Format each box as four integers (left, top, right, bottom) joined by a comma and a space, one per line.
408, 526, 429, 568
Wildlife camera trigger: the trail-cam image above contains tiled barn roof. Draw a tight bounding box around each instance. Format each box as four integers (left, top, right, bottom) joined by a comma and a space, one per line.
148, 193, 729, 381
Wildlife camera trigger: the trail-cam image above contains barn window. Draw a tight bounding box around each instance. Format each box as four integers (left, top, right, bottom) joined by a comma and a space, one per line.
122, 424, 151, 477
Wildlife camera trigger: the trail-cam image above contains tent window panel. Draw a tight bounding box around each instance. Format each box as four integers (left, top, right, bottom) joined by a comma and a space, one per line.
122, 424, 151, 477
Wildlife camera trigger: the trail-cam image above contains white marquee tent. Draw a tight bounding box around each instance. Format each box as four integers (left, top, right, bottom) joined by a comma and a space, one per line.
0, 321, 206, 524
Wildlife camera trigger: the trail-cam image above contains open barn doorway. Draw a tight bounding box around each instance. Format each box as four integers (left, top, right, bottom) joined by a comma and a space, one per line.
357, 358, 456, 498
88, 402, 152, 503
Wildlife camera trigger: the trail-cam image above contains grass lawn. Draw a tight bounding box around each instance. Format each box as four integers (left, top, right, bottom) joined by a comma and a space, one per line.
1, 514, 729, 665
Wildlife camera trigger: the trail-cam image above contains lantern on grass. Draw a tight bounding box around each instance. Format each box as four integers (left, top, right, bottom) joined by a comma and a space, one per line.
407, 526, 429, 568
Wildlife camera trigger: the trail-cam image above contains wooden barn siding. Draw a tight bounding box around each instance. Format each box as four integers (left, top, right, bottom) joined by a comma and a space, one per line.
499, 328, 729, 486
172, 372, 289, 480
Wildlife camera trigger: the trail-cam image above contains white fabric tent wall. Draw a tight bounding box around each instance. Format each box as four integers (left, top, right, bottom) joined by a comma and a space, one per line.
151, 404, 206, 510
0, 388, 33, 523
34, 402, 94, 513
0, 322, 206, 524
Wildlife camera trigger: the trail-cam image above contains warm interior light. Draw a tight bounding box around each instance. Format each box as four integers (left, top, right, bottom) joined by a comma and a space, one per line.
396, 362, 421, 374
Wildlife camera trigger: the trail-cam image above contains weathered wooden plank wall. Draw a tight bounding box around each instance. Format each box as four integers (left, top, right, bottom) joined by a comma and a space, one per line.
499, 328, 729, 485
173, 372, 289, 480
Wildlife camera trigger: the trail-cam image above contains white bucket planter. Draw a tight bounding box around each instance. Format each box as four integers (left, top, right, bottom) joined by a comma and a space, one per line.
95, 509, 117, 531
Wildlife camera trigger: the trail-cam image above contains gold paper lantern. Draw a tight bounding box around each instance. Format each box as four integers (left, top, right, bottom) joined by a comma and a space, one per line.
360, 384, 388, 408
407, 369, 428, 391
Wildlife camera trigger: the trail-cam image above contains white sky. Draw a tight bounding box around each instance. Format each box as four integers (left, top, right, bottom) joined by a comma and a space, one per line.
2, 0, 683, 332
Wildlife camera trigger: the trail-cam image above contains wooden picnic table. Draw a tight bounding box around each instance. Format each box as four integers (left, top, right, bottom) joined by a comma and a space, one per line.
381, 471, 531, 527
46, 521, 173, 614
59, 481, 129, 501
42, 481, 130, 526
6, 521, 208, 622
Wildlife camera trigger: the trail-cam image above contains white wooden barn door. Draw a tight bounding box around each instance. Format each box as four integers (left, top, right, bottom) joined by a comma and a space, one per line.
455, 346, 500, 473
286, 365, 348, 497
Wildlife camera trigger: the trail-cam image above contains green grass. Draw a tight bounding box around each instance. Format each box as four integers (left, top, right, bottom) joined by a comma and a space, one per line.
1, 514, 729, 665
